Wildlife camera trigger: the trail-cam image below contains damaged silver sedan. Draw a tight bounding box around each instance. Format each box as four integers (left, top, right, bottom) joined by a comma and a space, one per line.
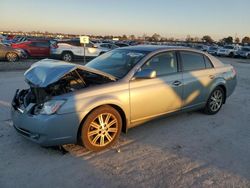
11, 46, 237, 151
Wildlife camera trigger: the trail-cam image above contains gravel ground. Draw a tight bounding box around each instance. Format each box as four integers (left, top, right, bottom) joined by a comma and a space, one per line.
0, 57, 250, 188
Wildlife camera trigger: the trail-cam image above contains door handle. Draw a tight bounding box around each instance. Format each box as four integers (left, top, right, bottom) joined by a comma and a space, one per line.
172, 80, 182, 86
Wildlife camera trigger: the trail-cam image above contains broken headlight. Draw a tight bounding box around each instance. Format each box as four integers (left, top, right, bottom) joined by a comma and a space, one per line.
39, 100, 66, 115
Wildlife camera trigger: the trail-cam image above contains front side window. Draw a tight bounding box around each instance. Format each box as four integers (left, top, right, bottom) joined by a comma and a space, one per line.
141, 52, 178, 76
180, 51, 206, 71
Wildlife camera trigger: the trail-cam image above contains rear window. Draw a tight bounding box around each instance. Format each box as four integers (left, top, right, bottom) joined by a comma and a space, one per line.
180, 51, 206, 71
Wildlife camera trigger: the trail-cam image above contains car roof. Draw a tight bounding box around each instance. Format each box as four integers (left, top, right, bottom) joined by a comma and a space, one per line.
118, 45, 201, 53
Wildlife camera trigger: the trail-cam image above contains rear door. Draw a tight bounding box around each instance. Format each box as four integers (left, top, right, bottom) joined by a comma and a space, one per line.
28, 42, 40, 56
129, 51, 183, 122
179, 51, 215, 109
35, 42, 50, 57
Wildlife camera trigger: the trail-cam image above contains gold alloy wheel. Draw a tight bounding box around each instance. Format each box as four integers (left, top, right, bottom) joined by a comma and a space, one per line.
7, 52, 18, 62
87, 113, 118, 147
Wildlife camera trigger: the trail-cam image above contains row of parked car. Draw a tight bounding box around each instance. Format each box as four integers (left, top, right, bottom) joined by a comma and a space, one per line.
192, 44, 250, 59
0, 36, 135, 62
1, 35, 250, 62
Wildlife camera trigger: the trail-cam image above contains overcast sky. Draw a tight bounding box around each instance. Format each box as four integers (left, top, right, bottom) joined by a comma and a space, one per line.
1, 0, 250, 40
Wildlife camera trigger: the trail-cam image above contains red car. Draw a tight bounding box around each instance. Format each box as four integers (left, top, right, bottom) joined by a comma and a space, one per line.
11, 40, 50, 57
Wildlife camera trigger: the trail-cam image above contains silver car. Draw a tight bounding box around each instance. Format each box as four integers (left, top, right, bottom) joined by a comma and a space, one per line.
11, 46, 237, 151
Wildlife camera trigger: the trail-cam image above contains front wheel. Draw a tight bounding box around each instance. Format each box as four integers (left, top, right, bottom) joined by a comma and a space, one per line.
81, 105, 122, 151
6, 52, 18, 62
204, 87, 225, 115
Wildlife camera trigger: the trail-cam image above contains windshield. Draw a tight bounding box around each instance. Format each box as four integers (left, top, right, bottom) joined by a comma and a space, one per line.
209, 47, 217, 50
224, 46, 234, 49
86, 49, 148, 79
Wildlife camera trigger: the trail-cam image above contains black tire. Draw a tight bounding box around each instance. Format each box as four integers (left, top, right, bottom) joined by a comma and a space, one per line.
229, 52, 234, 58
62, 52, 73, 62
247, 54, 250, 59
6, 52, 19, 62
204, 87, 225, 115
23, 50, 29, 59
81, 105, 122, 151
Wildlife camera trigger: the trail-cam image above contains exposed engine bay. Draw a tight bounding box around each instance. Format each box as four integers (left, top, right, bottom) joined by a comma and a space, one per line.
12, 68, 114, 114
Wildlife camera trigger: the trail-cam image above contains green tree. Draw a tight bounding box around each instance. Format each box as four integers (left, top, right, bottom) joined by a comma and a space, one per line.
121, 34, 127, 40
151, 33, 161, 41
235, 37, 240, 44
202, 35, 213, 43
129, 35, 136, 40
223, 36, 233, 44
242, 36, 250, 44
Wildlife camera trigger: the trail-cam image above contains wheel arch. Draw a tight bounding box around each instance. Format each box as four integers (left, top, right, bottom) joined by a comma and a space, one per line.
216, 84, 227, 103
61, 50, 74, 56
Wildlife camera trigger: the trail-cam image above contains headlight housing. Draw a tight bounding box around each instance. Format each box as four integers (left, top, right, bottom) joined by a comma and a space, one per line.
40, 100, 65, 115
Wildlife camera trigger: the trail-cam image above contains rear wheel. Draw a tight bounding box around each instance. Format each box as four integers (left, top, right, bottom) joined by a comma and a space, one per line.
204, 87, 225, 115
6, 52, 18, 62
81, 105, 122, 151
62, 52, 73, 62
247, 54, 250, 59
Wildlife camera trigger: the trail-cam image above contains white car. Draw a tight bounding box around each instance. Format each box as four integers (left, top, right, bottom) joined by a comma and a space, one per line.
51, 39, 108, 62
236, 47, 250, 59
217, 45, 241, 57
94, 43, 119, 50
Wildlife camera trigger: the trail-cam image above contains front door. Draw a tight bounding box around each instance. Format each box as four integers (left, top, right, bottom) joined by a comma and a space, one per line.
129, 51, 183, 123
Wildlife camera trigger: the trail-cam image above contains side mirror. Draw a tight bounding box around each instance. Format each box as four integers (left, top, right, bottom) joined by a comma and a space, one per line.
134, 69, 156, 79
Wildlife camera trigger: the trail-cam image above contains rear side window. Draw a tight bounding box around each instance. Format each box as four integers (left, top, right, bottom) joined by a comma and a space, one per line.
30, 42, 49, 47
141, 52, 178, 76
36, 42, 49, 47
180, 51, 206, 71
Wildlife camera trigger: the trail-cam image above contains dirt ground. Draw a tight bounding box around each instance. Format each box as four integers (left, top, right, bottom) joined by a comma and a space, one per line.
0, 57, 250, 188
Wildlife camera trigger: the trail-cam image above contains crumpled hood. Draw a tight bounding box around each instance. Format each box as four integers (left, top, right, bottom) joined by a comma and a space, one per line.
24, 59, 116, 87
24, 59, 77, 87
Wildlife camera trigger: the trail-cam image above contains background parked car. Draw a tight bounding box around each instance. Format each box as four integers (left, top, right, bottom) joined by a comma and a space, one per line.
217, 45, 241, 57
115, 42, 130, 47
0, 43, 25, 62
207, 46, 218, 55
50, 39, 108, 62
236, 47, 250, 59
11, 40, 50, 58
2, 36, 28, 46
0, 34, 6, 42
94, 43, 119, 50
